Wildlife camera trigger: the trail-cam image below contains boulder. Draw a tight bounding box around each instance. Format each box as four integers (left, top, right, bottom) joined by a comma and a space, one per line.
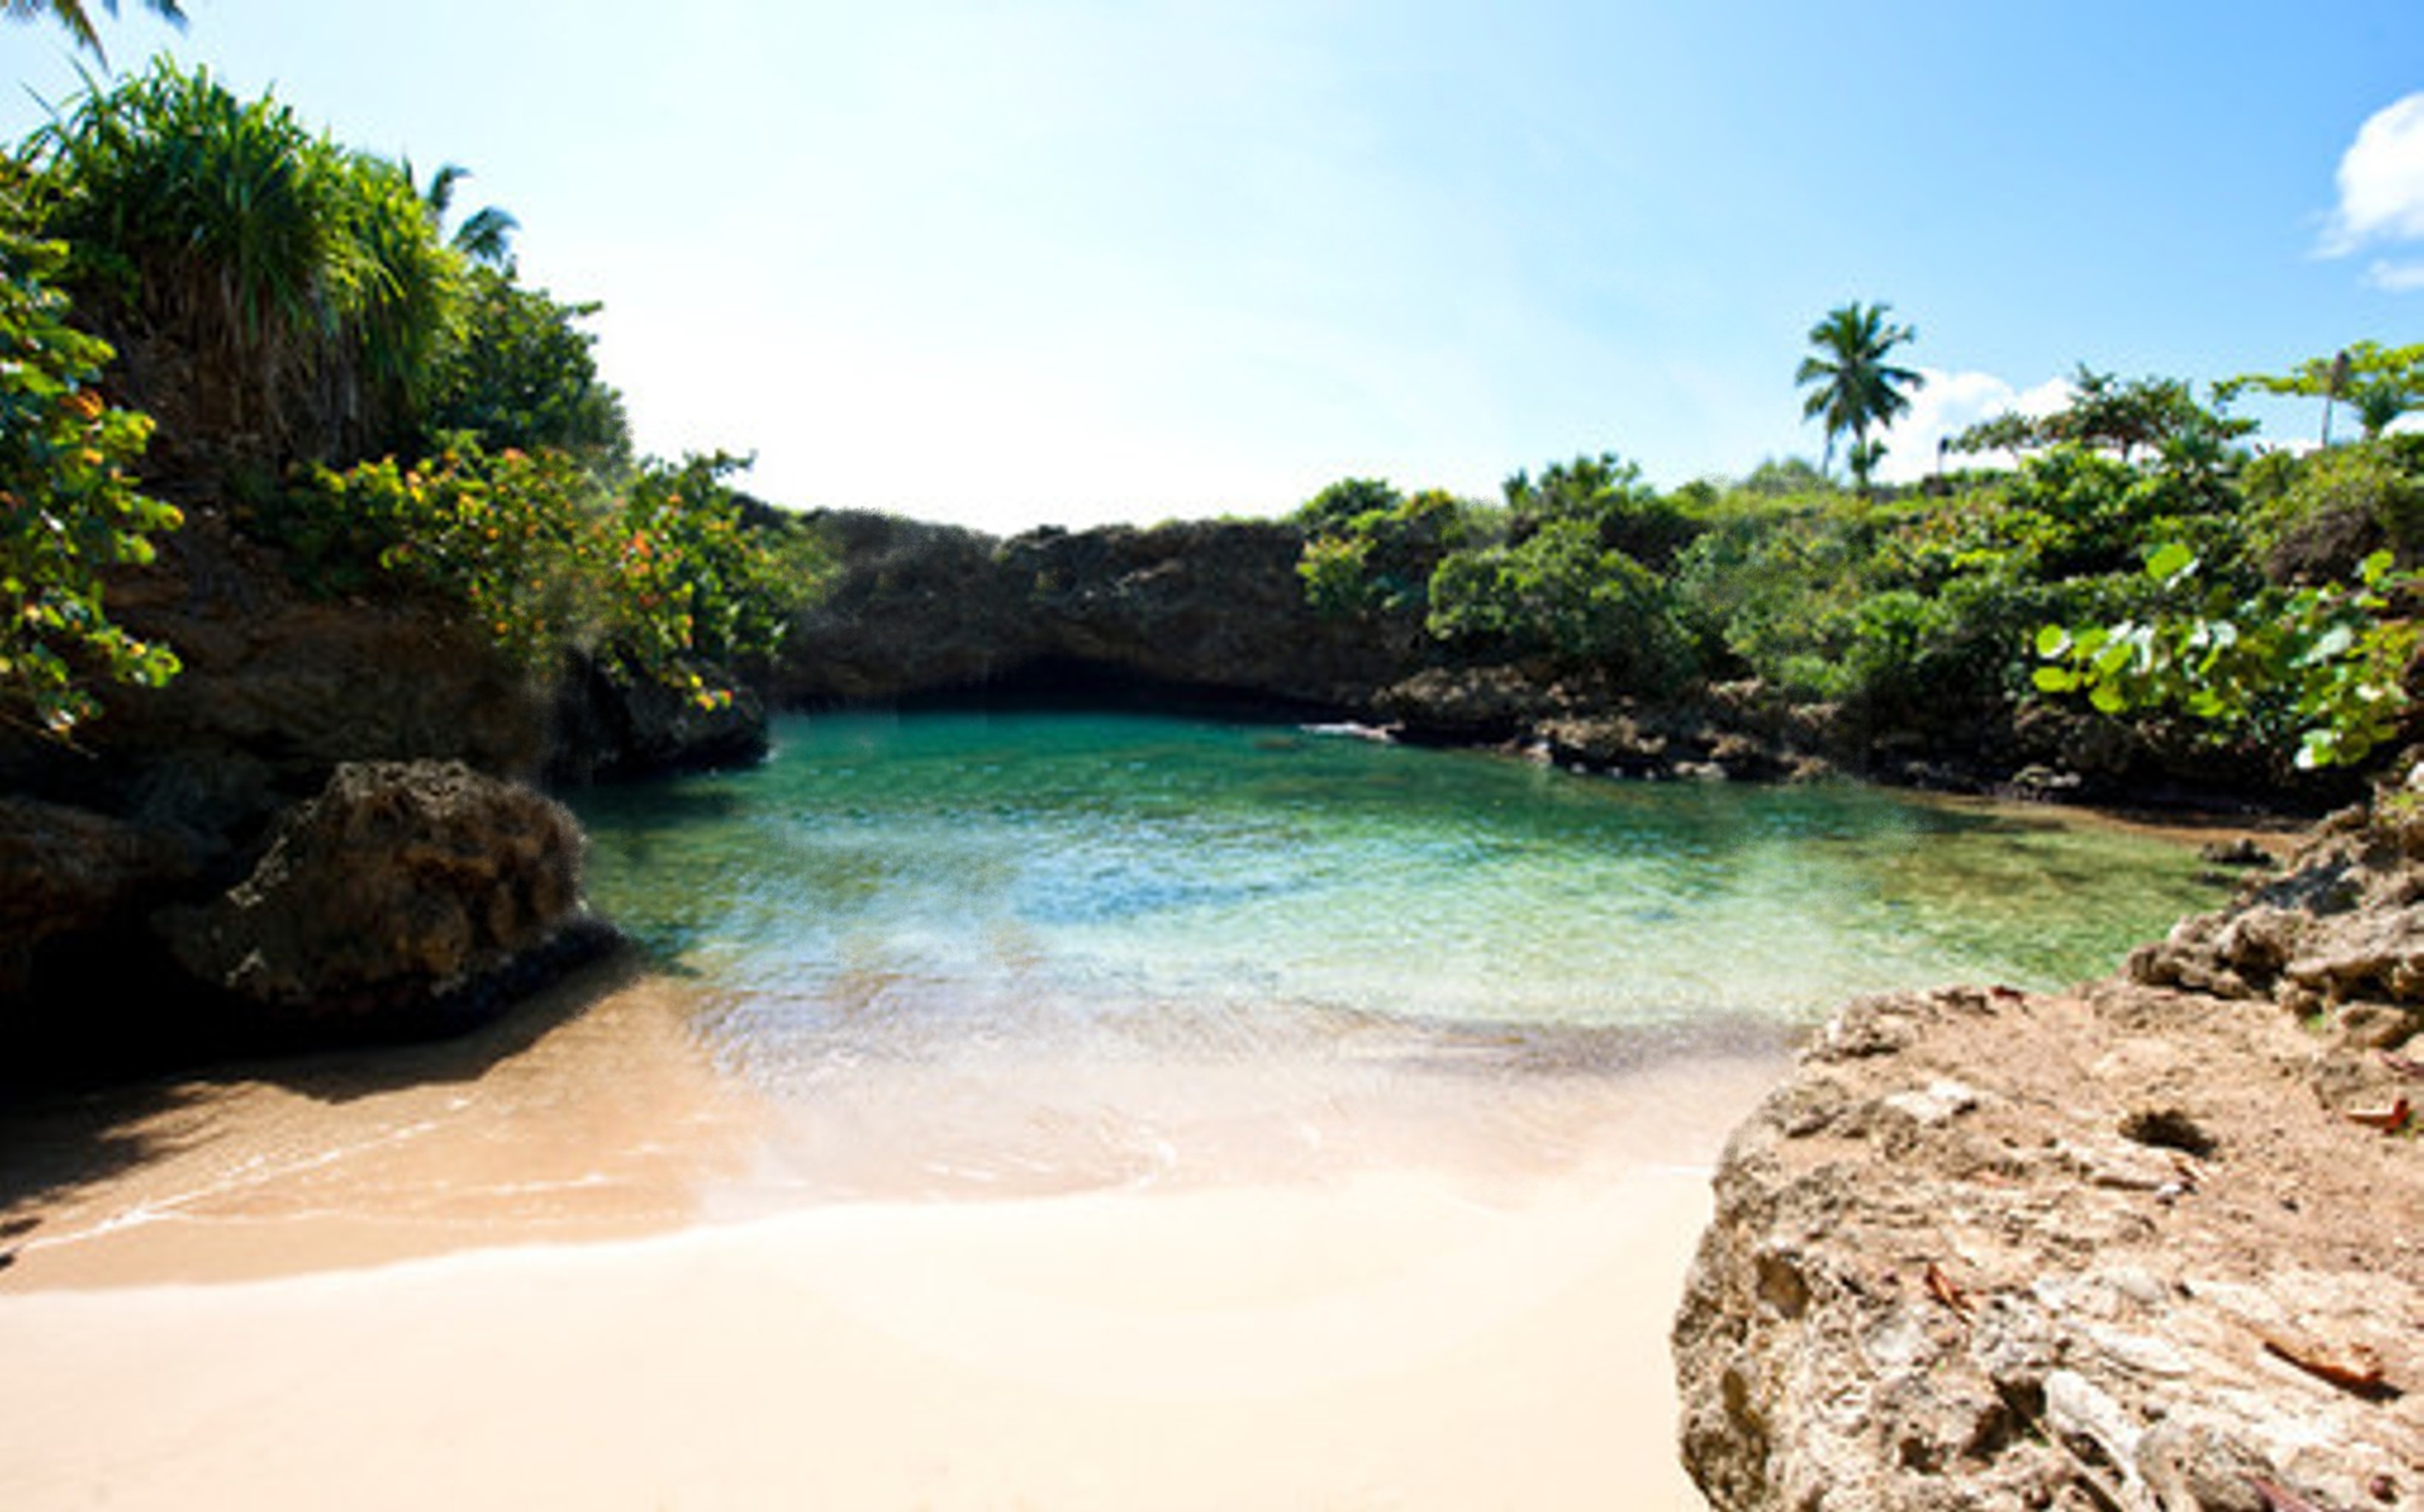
157, 761, 597, 1036
1675, 784, 2424, 1512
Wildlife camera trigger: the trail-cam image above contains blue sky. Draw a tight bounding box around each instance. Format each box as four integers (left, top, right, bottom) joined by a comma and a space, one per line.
8, 1, 2424, 531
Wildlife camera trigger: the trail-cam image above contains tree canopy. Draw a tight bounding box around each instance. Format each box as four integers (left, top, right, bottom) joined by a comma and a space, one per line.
1950, 366, 2255, 469
2220, 341, 2424, 444
3, 58, 822, 738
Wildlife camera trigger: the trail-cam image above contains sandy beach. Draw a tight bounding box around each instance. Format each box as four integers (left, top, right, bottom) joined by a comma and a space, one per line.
0, 961, 1785, 1510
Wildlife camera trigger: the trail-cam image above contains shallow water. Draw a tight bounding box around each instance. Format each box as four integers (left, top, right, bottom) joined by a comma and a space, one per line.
572, 711, 2226, 1107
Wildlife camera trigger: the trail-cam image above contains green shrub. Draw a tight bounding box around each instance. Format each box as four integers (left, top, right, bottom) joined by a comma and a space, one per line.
0, 214, 181, 738
21, 59, 463, 466
1427, 517, 1696, 691
1294, 482, 1485, 620
2036, 543, 2419, 771
264, 442, 827, 704
419, 264, 629, 463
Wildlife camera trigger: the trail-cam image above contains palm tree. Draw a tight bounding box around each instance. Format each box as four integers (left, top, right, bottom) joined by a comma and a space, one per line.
1796, 301, 1924, 494
4, 0, 185, 62
417, 161, 521, 270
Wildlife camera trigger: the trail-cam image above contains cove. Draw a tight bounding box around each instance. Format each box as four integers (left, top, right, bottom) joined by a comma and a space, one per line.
571, 711, 2225, 1102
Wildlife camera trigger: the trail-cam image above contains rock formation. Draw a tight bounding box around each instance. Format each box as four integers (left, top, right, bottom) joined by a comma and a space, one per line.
156, 761, 601, 1039
1674, 796, 2424, 1511
776, 511, 1419, 712
775, 510, 1854, 781
0, 513, 672, 1063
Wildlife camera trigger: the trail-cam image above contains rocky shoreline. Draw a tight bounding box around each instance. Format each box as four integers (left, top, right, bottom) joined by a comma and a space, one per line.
779, 509, 2332, 808
0, 502, 2349, 1066
1674, 784, 2424, 1511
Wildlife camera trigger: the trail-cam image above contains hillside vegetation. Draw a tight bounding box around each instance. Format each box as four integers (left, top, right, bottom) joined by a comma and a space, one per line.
1291, 380, 2424, 792
3, 60, 825, 746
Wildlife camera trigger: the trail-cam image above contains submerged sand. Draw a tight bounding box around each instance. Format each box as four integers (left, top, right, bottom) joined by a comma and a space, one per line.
0, 958, 1785, 1510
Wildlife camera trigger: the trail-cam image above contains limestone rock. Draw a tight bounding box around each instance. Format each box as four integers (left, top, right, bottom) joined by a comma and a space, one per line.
157, 761, 596, 1035
776, 511, 1417, 711
553, 654, 770, 781
1674, 979, 2424, 1512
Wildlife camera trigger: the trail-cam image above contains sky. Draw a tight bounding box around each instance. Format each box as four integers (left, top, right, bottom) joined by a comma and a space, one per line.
6, 0, 2424, 532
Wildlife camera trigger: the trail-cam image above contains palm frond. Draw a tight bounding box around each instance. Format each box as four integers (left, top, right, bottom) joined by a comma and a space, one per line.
5, 0, 186, 62
449, 205, 519, 269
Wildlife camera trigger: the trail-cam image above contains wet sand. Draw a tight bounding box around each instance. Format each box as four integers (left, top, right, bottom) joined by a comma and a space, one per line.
0, 958, 1786, 1510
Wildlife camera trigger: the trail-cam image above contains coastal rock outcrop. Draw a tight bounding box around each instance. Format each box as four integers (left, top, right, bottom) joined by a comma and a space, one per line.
775, 512, 1849, 780
0, 797, 194, 1001
776, 511, 1419, 711
1674, 801, 2424, 1511
156, 761, 600, 1038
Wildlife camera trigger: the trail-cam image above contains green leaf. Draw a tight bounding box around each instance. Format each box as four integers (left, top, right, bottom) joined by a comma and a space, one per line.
2032, 666, 2080, 693
2143, 542, 2196, 586
2300, 625, 2356, 666
2033, 624, 2072, 659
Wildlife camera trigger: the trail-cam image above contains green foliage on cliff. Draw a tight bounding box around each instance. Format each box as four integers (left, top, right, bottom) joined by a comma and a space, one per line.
21, 60, 462, 467
1426, 516, 1696, 691
0, 205, 182, 738
265, 443, 827, 703
1294, 480, 1484, 621
419, 264, 630, 465
7, 58, 821, 724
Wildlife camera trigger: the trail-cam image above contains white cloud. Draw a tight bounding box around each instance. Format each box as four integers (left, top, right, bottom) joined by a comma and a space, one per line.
2369, 258, 2424, 293
1872, 369, 2070, 484
2322, 92, 2424, 260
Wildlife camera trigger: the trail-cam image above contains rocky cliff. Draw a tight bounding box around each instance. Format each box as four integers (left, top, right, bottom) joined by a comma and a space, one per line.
775, 510, 1852, 780
0, 511, 714, 1071
775, 511, 1422, 712
1674, 793, 2424, 1511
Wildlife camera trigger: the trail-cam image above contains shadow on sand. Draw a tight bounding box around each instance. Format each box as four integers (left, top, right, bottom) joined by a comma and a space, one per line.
0, 946, 656, 1258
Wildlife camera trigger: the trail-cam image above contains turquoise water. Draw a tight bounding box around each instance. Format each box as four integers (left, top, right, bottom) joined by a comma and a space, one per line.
572, 711, 2225, 1094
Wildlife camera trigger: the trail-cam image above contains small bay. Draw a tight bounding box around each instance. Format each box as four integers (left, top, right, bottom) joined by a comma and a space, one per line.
572, 710, 2227, 1118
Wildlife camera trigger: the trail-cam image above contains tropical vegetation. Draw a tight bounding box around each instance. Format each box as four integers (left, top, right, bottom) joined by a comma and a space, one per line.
0, 195, 182, 738
3, 59, 827, 738
3, 21, 2410, 786
1796, 301, 1924, 495
3, 0, 182, 62
1298, 344, 2424, 782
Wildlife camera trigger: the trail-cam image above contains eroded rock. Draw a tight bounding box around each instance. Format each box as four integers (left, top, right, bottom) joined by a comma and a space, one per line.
1674, 977, 2423, 1511
157, 761, 597, 1035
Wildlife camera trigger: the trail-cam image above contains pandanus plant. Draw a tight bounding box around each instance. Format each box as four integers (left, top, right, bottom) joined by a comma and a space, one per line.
19, 60, 464, 479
